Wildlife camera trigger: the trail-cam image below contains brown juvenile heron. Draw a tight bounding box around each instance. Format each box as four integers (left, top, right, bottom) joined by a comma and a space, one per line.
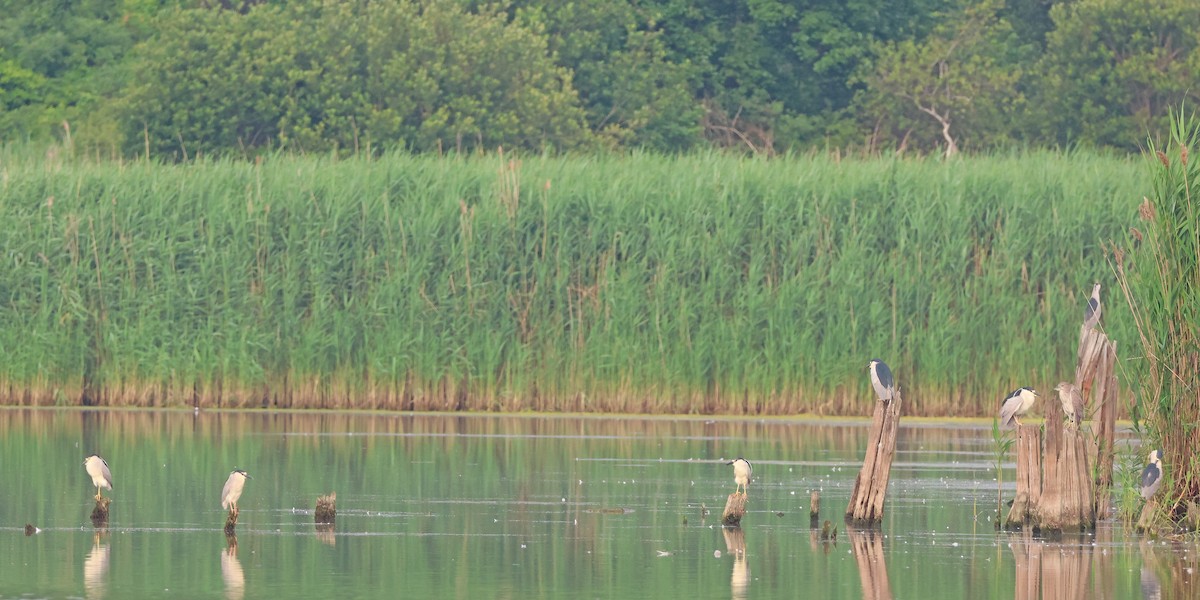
84, 455, 113, 501
1054, 382, 1084, 428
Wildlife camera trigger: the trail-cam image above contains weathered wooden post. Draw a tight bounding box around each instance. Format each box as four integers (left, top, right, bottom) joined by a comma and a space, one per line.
90, 497, 111, 527
722, 493, 747, 526
1077, 327, 1118, 508
315, 492, 337, 524
1005, 424, 1042, 529
224, 507, 239, 535
845, 389, 903, 526
809, 491, 821, 528
1036, 391, 1095, 532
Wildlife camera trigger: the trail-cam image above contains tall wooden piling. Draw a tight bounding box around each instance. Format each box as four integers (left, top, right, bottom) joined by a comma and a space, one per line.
1076, 328, 1117, 491
846, 390, 903, 526
1035, 393, 1096, 532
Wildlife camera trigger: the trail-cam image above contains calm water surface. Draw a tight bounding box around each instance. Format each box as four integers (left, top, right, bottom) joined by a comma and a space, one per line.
0, 409, 1192, 599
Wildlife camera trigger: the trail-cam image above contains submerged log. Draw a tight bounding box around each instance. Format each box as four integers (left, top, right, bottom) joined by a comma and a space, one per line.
722, 493, 747, 526
1005, 424, 1042, 529
845, 389, 903, 526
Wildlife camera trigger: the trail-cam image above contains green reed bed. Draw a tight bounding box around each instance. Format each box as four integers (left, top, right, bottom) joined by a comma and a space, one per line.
0, 148, 1145, 415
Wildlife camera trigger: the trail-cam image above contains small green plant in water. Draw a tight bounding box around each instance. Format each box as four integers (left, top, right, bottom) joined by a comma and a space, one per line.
990, 417, 1016, 528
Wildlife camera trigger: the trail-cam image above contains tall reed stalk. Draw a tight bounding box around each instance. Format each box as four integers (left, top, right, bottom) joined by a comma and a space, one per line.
1114, 109, 1200, 520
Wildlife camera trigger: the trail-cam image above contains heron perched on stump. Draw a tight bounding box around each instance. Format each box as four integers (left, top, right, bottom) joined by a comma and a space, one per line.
999, 387, 1038, 428
1053, 382, 1084, 428
222, 469, 252, 513
1140, 449, 1163, 500
1083, 282, 1102, 331
84, 455, 113, 501
727, 458, 752, 496
867, 358, 895, 403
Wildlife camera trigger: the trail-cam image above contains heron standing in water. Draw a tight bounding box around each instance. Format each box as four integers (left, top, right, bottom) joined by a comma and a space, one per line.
868, 358, 895, 403
84, 455, 113, 501
727, 458, 752, 496
999, 387, 1038, 428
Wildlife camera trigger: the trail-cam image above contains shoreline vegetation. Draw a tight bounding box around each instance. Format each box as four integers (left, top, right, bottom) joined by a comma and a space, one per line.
0, 147, 1147, 416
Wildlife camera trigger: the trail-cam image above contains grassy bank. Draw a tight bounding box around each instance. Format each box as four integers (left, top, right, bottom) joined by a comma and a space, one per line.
0, 148, 1146, 415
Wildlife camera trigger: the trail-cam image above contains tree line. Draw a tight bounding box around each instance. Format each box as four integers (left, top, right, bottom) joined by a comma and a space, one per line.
1, 0, 1197, 157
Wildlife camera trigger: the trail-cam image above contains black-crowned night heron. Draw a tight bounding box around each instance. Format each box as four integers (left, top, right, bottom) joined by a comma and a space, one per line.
1083, 282, 1102, 331
868, 358, 895, 403
1053, 382, 1084, 428
1140, 449, 1163, 500
999, 387, 1038, 428
727, 458, 752, 496
221, 469, 252, 512
83, 455, 113, 501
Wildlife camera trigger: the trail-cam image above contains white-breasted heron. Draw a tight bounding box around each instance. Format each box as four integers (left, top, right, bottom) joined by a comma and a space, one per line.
868, 358, 895, 403
84, 455, 113, 501
999, 387, 1038, 428
1083, 282, 1102, 331
1140, 449, 1163, 500
221, 469, 252, 512
1053, 382, 1084, 428
727, 458, 752, 496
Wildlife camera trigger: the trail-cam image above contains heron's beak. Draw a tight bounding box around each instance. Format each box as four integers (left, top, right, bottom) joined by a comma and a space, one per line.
725, 461, 734, 466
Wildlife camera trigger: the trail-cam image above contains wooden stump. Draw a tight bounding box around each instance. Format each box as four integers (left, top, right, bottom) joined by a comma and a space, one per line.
90, 497, 111, 526
809, 491, 821, 528
1005, 424, 1042, 529
1136, 498, 1158, 533
224, 507, 239, 535
848, 528, 892, 600
722, 493, 747, 526
845, 390, 903, 526
315, 492, 337, 524
1036, 396, 1095, 533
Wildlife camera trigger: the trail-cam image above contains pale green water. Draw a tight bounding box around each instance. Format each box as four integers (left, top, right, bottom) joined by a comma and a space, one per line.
0, 410, 1189, 599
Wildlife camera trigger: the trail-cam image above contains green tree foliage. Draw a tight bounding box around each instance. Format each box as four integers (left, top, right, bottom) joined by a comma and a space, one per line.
853, 0, 1023, 156
118, 0, 593, 157
509, 1, 702, 151
0, 0, 141, 142
1037, 0, 1200, 150
645, 0, 952, 151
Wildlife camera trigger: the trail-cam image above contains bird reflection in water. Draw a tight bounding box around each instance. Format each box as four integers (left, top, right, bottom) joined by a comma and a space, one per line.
222, 533, 245, 600
722, 526, 749, 600
83, 530, 110, 599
